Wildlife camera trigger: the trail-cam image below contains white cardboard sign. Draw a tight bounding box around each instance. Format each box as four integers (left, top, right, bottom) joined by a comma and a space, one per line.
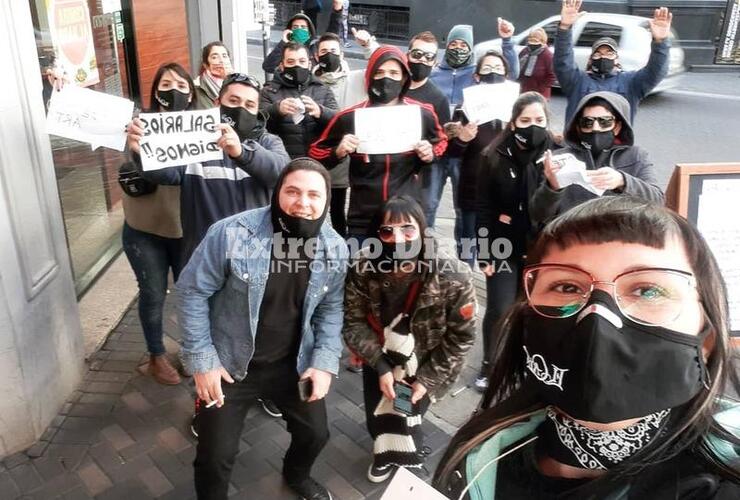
355, 104, 422, 154
462, 81, 520, 124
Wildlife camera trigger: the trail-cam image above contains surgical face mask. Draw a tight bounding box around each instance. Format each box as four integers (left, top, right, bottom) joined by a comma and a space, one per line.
368, 77, 403, 104
521, 290, 708, 423
290, 27, 311, 45
318, 52, 341, 73
155, 88, 190, 112
220, 105, 258, 142
590, 57, 615, 75
445, 47, 471, 68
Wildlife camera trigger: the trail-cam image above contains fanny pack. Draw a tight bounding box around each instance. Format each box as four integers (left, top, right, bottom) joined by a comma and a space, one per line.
118, 161, 157, 197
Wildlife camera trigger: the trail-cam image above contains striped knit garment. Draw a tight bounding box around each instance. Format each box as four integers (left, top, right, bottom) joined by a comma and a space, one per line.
372, 321, 424, 469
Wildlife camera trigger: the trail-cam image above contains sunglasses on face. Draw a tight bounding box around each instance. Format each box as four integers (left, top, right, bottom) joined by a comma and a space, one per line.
408, 49, 436, 63
223, 73, 261, 91
579, 115, 616, 130
378, 224, 418, 240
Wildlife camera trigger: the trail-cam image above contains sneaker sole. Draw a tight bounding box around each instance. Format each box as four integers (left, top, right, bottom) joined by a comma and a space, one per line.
300, 493, 333, 500
367, 465, 394, 483
259, 401, 283, 418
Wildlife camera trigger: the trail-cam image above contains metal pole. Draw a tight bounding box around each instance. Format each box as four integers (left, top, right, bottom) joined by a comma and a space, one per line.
262, 20, 271, 81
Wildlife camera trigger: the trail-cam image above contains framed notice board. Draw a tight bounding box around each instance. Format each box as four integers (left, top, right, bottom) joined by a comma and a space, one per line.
666, 163, 740, 337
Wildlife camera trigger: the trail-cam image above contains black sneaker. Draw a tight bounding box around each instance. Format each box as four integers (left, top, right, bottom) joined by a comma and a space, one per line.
367, 462, 395, 483
287, 477, 333, 500
258, 398, 283, 418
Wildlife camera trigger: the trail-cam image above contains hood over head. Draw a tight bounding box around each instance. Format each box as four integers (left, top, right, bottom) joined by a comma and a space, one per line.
364, 45, 412, 96
565, 91, 634, 146
285, 13, 316, 37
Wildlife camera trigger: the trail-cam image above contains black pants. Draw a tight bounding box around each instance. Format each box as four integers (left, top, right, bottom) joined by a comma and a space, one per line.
194, 359, 329, 500
481, 259, 522, 371
330, 187, 347, 237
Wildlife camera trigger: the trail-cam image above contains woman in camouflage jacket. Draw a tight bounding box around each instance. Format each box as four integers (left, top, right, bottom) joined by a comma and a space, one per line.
342, 196, 477, 483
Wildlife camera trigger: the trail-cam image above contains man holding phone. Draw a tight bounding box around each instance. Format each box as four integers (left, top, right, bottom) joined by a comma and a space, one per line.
177, 158, 348, 500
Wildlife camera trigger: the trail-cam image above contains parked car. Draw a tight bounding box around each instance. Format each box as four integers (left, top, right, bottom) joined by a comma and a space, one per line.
474, 13, 685, 92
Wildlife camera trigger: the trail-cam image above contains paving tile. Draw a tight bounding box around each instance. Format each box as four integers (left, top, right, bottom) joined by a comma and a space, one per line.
79, 381, 128, 395
7, 462, 43, 493
102, 340, 147, 353
121, 391, 153, 413
325, 469, 365, 500
61, 486, 94, 499
157, 427, 192, 455
148, 447, 192, 487
31, 455, 66, 481
26, 470, 83, 498
107, 351, 147, 362
25, 441, 51, 459
4, 451, 30, 469
0, 471, 21, 499
94, 478, 154, 500
158, 482, 196, 500
84, 371, 133, 383
97, 360, 141, 374
44, 444, 89, 471
51, 428, 100, 446
68, 402, 115, 418
138, 466, 174, 497
100, 424, 136, 451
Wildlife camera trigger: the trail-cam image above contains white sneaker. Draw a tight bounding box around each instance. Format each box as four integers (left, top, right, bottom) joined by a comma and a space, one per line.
474, 375, 489, 392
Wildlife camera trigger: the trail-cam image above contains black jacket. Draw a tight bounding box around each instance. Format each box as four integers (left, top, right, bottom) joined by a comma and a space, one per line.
475, 134, 548, 264
448, 119, 505, 211
260, 72, 338, 158
529, 91, 664, 229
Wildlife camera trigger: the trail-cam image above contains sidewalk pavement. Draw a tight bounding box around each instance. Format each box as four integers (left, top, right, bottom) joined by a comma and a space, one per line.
0, 185, 487, 500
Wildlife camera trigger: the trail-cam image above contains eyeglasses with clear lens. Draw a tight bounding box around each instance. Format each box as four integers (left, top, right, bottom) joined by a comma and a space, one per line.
378, 224, 418, 241
223, 73, 261, 91
592, 52, 617, 60
523, 264, 697, 326
408, 49, 437, 62
579, 115, 615, 130
478, 66, 506, 76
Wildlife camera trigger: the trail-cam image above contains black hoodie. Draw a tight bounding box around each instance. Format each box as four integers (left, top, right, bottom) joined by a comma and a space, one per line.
309, 46, 449, 235
529, 91, 664, 229
259, 70, 338, 159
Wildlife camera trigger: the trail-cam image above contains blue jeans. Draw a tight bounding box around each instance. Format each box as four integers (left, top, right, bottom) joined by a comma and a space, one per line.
458, 210, 477, 268
423, 157, 462, 236
122, 222, 183, 355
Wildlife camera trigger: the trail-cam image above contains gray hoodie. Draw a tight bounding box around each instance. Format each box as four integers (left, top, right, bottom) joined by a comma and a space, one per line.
529, 91, 663, 228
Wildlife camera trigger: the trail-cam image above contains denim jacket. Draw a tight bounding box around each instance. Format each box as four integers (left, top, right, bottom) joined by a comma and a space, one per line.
176, 206, 349, 379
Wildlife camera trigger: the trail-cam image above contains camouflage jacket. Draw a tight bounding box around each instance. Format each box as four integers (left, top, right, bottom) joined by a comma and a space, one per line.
343, 245, 477, 399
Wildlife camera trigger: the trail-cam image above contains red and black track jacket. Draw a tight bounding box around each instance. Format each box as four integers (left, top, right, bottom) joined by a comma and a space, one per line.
309, 46, 448, 235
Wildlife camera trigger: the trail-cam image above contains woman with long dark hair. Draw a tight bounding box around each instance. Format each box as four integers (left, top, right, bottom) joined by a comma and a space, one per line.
194, 41, 232, 109
343, 196, 477, 483
447, 49, 512, 269
473, 91, 552, 392
121, 62, 197, 384
434, 196, 740, 499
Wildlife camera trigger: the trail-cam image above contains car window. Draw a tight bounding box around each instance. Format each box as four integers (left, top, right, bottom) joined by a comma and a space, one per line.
575, 23, 622, 47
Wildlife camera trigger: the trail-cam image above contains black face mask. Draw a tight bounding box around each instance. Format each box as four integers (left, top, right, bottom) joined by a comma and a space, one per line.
445, 47, 471, 68
155, 89, 190, 111
590, 57, 615, 75
369, 77, 404, 104
220, 105, 258, 142
282, 65, 310, 86
580, 130, 615, 157
318, 52, 341, 73
513, 125, 548, 150
527, 43, 542, 53
408, 61, 432, 82
478, 73, 506, 84
270, 173, 329, 240
522, 290, 708, 423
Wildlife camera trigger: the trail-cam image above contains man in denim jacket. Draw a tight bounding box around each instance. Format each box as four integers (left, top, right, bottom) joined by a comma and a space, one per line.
177, 158, 348, 500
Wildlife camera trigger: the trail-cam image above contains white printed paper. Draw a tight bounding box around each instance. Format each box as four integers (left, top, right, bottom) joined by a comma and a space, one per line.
380, 467, 448, 500
696, 180, 740, 331
291, 99, 306, 125
138, 109, 222, 170
46, 85, 133, 151
355, 105, 422, 154
462, 81, 520, 124
551, 153, 605, 196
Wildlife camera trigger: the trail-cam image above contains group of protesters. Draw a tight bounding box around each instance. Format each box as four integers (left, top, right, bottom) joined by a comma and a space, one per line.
115, 0, 739, 498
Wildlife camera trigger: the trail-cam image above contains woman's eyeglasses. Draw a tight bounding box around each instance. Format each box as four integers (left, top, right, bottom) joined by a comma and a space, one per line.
408, 49, 437, 63
378, 224, 419, 241
523, 263, 698, 327
579, 115, 615, 130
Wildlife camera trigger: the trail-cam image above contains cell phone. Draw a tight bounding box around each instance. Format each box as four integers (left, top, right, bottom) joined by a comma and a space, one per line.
393, 382, 414, 416
452, 107, 469, 126
298, 378, 313, 402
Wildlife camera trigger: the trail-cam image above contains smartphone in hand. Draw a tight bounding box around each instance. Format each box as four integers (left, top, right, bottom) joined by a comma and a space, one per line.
393, 382, 414, 415
298, 378, 313, 402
